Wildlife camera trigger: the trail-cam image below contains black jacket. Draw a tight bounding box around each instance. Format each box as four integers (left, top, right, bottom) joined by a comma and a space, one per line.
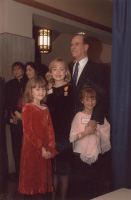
5, 76, 27, 124
69, 60, 107, 124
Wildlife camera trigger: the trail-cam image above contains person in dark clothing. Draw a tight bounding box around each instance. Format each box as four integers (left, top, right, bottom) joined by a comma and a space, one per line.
25, 62, 40, 79
5, 62, 27, 183
25, 62, 49, 84
0, 77, 8, 192
69, 34, 107, 125
69, 34, 108, 199
46, 58, 76, 200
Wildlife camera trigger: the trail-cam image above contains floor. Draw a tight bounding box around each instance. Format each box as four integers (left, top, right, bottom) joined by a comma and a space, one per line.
0, 174, 23, 200
0, 153, 111, 200
0, 179, 111, 200
0, 175, 111, 200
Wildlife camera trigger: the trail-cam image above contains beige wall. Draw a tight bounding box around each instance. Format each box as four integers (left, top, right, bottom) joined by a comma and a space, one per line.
0, 0, 32, 37
0, 33, 35, 81
0, 0, 6, 33
88, 39, 112, 64
34, 0, 113, 28
41, 34, 112, 66
0, 0, 112, 69
41, 34, 73, 67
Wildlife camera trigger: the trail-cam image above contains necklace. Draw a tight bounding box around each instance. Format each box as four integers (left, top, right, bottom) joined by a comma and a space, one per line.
32, 102, 46, 110
32, 102, 41, 108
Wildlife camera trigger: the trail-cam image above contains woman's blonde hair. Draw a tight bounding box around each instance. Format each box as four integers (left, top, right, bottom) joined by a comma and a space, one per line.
45, 58, 71, 83
23, 76, 47, 105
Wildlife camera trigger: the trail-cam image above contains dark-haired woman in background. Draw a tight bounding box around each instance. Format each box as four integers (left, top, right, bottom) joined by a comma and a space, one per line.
25, 62, 40, 79
25, 62, 49, 81
5, 62, 27, 183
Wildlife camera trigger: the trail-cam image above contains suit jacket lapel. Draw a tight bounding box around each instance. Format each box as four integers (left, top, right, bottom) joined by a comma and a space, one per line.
77, 60, 91, 91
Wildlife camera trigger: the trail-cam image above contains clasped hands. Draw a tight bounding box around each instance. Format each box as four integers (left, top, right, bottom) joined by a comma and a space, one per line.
75, 120, 97, 141
11, 111, 22, 124
42, 147, 52, 159
85, 120, 97, 135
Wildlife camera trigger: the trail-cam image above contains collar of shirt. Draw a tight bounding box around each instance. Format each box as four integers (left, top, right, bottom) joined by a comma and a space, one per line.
73, 57, 88, 84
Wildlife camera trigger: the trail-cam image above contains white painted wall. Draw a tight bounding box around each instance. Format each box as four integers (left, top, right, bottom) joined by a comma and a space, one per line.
1, 0, 33, 37
0, 0, 6, 33
41, 34, 73, 67
0, 0, 112, 42
0, 0, 112, 73
34, 0, 113, 28
41, 34, 112, 67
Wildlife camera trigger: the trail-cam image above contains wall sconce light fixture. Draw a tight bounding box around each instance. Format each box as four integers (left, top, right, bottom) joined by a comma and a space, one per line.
38, 29, 51, 54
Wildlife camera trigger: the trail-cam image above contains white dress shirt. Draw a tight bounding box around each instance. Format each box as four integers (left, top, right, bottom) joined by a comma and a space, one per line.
72, 57, 88, 85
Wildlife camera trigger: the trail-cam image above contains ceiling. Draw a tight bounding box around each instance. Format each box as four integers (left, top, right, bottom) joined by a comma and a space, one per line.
14, 0, 113, 45
34, 0, 113, 28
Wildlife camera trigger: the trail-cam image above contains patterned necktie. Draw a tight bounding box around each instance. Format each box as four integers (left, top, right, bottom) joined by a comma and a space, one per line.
72, 62, 79, 85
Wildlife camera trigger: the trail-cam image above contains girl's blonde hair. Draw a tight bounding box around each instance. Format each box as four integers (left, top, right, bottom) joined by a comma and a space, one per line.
45, 58, 71, 83
23, 76, 47, 105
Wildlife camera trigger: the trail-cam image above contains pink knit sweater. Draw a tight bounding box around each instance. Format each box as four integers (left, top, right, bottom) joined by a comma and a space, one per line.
70, 112, 111, 165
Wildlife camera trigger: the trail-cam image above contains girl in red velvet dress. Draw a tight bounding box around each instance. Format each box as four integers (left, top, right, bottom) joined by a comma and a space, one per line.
18, 76, 58, 200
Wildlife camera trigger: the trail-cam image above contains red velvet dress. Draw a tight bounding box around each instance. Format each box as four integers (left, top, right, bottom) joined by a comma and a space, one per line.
18, 103, 58, 195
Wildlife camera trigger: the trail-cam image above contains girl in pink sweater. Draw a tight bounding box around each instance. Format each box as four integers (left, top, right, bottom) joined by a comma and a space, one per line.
70, 86, 111, 165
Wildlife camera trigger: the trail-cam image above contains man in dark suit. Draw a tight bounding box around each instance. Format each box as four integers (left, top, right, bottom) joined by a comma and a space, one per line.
69, 34, 108, 199
70, 33, 107, 126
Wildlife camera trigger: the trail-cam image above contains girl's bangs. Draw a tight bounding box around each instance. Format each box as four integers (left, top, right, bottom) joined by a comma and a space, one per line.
31, 79, 46, 88
52, 61, 65, 68
85, 92, 96, 99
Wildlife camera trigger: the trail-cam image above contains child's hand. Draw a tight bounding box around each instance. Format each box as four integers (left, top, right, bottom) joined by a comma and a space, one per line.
14, 111, 22, 120
11, 113, 17, 124
46, 151, 52, 159
42, 147, 52, 159
76, 125, 96, 141
87, 120, 97, 129
85, 125, 96, 135
42, 147, 46, 157
48, 82, 53, 90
